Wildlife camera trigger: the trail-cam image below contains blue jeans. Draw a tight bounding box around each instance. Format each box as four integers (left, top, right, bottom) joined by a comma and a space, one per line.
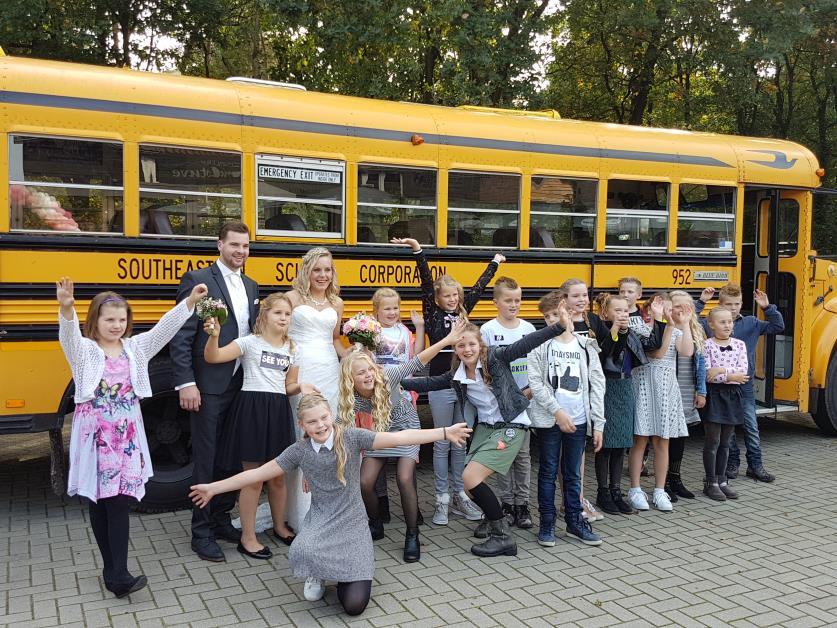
728, 394, 762, 469
536, 425, 586, 524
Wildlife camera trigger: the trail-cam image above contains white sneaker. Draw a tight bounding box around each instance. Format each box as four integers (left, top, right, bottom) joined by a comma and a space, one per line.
451, 491, 484, 521
582, 498, 604, 522
628, 488, 650, 511
652, 489, 673, 512
432, 493, 450, 525
303, 577, 325, 601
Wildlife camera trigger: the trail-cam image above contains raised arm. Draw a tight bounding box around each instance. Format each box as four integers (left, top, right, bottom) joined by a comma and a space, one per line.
495, 321, 565, 365
463, 254, 504, 313
202, 316, 243, 364
56, 277, 84, 360
170, 271, 200, 387
134, 284, 205, 359
410, 310, 425, 354
391, 238, 436, 317
754, 290, 785, 335
372, 422, 471, 450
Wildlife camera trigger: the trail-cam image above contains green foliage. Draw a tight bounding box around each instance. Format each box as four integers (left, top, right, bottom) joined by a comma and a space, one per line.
1, 0, 834, 251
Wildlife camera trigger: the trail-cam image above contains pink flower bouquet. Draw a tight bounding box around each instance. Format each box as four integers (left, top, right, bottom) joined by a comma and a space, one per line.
342, 312, 382, 350
196, 296, 228, 325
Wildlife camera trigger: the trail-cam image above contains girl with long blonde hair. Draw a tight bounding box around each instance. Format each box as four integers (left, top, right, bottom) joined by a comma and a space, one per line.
392, 236, 504, 525
189, 393, 471, 615
339, 321, 466, 563
204, 292, 315, 558
665, 290, 707, 501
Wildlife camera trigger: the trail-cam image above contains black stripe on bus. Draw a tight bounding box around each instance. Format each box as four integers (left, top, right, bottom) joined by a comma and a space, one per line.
0, 282, 705, 308
0, 233, 738, 266
2, 90, 733, 168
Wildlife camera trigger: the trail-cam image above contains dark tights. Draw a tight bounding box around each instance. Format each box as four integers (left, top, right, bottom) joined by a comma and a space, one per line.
361, 457, 418, 528
668, 436, 686, 475
594, 448, 625, 489
374, 465, 419, 498
467, 481, 503, 521
337, 580, 372, 616
88, 494, 135, 586
703, 422, 735, 483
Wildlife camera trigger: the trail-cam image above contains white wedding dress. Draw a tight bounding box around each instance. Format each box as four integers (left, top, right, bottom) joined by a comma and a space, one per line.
243, 304, 340, 534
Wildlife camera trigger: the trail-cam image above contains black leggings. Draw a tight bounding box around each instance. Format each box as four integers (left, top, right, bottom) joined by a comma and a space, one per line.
594, 447, 625, 490
88, 494, 135, 586
703, 422, 735, 483
361, 457, 419, 528
337, 580, 372, 616
668, 436, 686, 474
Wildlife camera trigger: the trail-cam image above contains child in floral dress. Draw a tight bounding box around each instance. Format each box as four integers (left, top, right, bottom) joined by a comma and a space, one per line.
57, 277, 206, 598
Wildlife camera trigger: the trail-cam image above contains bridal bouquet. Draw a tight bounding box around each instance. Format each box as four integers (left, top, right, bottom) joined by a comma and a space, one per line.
196, 296, 228, 325
342, 312, 382, 351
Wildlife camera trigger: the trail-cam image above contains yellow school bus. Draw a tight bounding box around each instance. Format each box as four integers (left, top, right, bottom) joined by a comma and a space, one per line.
2, 52, 835, 509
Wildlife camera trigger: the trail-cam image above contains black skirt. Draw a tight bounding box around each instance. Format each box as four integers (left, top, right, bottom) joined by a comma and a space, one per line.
220, 390, 296, 466
699, 383, 745, 426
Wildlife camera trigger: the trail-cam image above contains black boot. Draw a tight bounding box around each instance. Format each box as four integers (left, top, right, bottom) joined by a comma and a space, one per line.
595, 487, 621, 515
610, 488, 637, 514
473, 520, 490, 539
110, 574, 148, 599
667, 472, 695, 499
378, 496, 391, 523
470, 519, 517, 557
403, 527, 420, 563
369, 518, 385, 540
514, 504, 533, 529
703, 478, 726, 502
501, 502, 516, 526
663, 476, 679, 503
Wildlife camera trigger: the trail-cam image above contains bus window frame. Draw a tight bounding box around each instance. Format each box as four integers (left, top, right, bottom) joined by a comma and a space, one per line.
603, 177, 670, 252
447, 169, 522, 249
356, 162, 438, 247
8, 133, 125, 236
529, 174, 598, 251
255, 154, 345, 240
675, 183, 737, 254
137, 143, 243, 240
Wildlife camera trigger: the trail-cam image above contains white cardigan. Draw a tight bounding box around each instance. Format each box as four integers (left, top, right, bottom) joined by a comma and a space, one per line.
59, 299, 195, 403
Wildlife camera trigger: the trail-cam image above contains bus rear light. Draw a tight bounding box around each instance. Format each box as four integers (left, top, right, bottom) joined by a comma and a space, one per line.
816, 168, 825, 177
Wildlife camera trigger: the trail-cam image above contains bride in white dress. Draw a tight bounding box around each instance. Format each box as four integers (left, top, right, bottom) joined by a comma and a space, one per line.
283, 248, 346, 533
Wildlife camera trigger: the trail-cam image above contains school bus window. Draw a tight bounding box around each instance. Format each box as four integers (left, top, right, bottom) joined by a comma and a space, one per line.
677, 184, 735, 252
9, 135, 123, 233
257, 156, 344, 238
778, 199, 799, 257
605, 179, 668, 249
357, 165, 437, 245
530, 176, 596, 249
448, 171, 520, 247
139, 145, 241, 238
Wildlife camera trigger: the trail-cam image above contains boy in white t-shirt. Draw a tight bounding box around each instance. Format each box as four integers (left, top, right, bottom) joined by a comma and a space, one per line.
480, 277, 536, 529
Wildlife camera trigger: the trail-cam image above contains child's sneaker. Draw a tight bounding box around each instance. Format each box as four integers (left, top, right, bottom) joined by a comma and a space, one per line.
537, 519, 556, 547
303, 577, 325, 601
652, 488, 673, 512
566, 516, 603, 546
432, 493, 450, 525
451, 491, 484, 521
628, 488, 650, 511
582, 498, 604, 522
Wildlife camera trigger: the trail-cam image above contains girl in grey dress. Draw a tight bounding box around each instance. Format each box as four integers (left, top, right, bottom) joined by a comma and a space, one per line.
339, 322, 465, 563
189, 393, 470, 616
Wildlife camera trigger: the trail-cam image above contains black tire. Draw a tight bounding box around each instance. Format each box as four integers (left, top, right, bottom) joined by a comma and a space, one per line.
133, 358, 194, 513
812, 352, 837, 436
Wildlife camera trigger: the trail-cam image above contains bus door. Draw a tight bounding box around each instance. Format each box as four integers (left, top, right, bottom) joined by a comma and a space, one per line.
743, 187, 811, 411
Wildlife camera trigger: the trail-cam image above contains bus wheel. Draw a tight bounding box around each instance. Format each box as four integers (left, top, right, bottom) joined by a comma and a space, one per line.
813, 352, 837, 436
134, 359, 194, 513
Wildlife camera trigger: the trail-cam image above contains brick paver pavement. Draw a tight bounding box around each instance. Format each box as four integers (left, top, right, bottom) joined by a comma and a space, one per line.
2, 413, 836, 627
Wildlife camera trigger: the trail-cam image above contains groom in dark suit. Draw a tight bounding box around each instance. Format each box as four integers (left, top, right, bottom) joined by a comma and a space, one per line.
170, 221, 259, 562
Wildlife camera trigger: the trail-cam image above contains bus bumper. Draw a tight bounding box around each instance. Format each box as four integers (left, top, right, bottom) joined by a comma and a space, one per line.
0, 412, 64, 434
